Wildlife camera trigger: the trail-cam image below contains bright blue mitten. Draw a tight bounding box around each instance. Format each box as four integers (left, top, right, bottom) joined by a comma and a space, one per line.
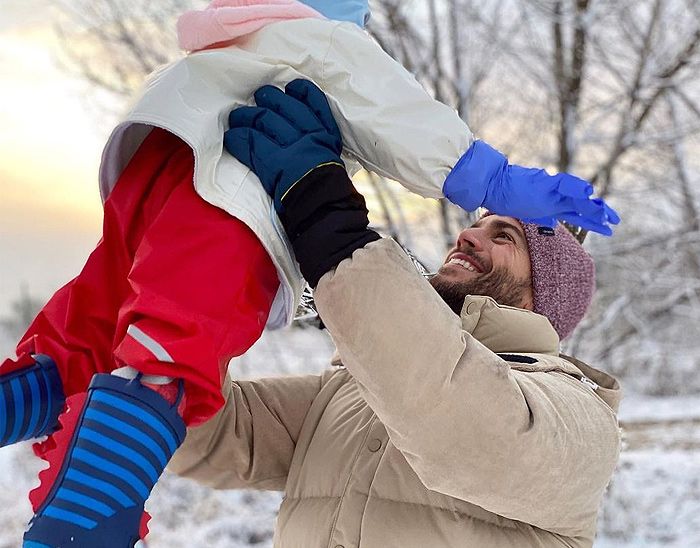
224, 79, 344, 212
443, 140, 620, 235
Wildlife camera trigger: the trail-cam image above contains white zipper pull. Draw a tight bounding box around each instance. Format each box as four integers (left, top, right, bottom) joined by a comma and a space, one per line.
580, 376, 599, 391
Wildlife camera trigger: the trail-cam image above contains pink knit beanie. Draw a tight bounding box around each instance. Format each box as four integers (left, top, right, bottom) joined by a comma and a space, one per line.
483, 213, 596, 340
522, 222, 595, 340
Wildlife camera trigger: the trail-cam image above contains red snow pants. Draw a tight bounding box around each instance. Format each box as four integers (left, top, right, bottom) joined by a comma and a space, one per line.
16, 128, 280, 426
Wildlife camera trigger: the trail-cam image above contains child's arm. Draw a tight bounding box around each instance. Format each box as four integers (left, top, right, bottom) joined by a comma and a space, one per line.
319, 22, 472, 199
224, 20, 619, 235
313, 23, 617, 234
168, 371, 332, 490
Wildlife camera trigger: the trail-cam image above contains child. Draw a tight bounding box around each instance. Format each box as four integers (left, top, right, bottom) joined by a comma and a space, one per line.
2, 1, 618, 545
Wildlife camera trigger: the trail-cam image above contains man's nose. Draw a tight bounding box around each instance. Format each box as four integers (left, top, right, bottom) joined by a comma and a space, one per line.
456, 227, 486, 251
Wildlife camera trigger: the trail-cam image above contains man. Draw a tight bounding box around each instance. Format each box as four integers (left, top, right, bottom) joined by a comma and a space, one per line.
167, 82, 621, 547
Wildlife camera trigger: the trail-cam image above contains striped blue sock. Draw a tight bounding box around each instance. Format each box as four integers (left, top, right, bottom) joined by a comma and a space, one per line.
23, 373, 186, 548
0, 355, 65, 447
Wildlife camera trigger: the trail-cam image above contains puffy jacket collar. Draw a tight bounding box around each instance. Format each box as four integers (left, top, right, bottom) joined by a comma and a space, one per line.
459, 295, 560, 356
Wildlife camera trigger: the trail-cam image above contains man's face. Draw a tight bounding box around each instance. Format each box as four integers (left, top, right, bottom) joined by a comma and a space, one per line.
429, 215, 534, 314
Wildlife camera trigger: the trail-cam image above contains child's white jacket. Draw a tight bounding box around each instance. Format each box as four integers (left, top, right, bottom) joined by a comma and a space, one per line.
99, 18, 473, 329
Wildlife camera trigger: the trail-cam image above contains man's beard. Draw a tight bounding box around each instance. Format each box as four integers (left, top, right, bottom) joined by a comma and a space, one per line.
429, 266, 532, 315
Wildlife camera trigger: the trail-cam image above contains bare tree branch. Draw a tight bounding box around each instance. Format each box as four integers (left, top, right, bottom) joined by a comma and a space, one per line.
593, 11, 700, 196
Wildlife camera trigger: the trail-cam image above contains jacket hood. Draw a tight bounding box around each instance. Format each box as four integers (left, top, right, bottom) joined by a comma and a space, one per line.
177, 0, 324, 51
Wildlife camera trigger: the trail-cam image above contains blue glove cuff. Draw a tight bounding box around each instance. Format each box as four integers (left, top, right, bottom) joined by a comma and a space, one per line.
443, 140, 508, 212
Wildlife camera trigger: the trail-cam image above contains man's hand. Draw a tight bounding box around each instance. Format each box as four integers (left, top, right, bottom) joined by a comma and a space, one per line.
224, 79, 344, 212
225, 79, 379, 288
443, 140, 620, 236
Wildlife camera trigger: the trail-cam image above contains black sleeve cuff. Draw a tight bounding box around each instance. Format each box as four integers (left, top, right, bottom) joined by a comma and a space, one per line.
280, 163, 381, 288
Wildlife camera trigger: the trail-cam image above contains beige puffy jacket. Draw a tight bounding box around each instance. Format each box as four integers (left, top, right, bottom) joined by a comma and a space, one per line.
169, 238, 621, 547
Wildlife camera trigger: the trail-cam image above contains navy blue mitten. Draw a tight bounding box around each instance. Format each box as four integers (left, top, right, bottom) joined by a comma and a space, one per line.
225, 79, 345, 212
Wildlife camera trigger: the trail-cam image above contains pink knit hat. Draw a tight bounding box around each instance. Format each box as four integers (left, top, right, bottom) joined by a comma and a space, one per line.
522, 222, 595, 340
483, 213, 596, 340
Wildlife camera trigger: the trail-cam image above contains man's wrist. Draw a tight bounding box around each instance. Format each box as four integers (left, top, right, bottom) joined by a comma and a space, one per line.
278, 160, 346, 208
279, 163, 380, 288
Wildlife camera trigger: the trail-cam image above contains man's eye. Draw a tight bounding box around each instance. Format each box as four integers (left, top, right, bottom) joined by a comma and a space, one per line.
497, 232, 514, 242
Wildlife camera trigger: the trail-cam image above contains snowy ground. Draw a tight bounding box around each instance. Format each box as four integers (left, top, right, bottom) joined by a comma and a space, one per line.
1, 327, 699, 546
596, 396, 700, 547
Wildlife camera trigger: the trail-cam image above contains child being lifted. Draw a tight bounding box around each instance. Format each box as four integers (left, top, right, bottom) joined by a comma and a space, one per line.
2, 1, 617, 545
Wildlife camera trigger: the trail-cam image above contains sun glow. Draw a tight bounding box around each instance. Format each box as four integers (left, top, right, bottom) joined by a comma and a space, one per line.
0, 12, 117, 314
0, 27, 107, 228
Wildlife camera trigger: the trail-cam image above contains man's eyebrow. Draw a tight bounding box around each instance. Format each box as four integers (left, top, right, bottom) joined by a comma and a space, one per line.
490, 220, 526, 243
473, 219, 526, 244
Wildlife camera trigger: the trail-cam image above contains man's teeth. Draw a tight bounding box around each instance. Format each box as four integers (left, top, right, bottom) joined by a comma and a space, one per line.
448, 258, 477, 272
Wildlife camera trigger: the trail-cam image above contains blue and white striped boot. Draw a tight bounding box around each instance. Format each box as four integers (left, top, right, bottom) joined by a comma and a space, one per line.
1, 354, 65, 447
23, 373, 186, 548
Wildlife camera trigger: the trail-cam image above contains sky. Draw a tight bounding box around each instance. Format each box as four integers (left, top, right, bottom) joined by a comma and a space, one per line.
0, 0, 108, 319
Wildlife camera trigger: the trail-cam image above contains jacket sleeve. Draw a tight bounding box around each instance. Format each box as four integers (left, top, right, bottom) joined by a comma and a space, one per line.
167, 372, 326, 491
319, 22, 473, 199
314, 238, 621, 536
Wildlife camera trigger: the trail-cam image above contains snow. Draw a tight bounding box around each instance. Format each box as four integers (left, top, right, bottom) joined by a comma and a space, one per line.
0, 443, 43, 547
597, 448, 700, 547
593, 390, 700, 546
618, 393, 700, 423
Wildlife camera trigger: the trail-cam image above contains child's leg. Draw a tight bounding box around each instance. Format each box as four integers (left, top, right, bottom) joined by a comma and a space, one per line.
0, 354, 65, 446
1, 129, 196, 449
13, 128, 193, 395
111, 169, 280, 425
24, 130, 280, 546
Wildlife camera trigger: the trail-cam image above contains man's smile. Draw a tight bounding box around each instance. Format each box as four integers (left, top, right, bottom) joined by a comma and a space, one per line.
444, 251, 485, 274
